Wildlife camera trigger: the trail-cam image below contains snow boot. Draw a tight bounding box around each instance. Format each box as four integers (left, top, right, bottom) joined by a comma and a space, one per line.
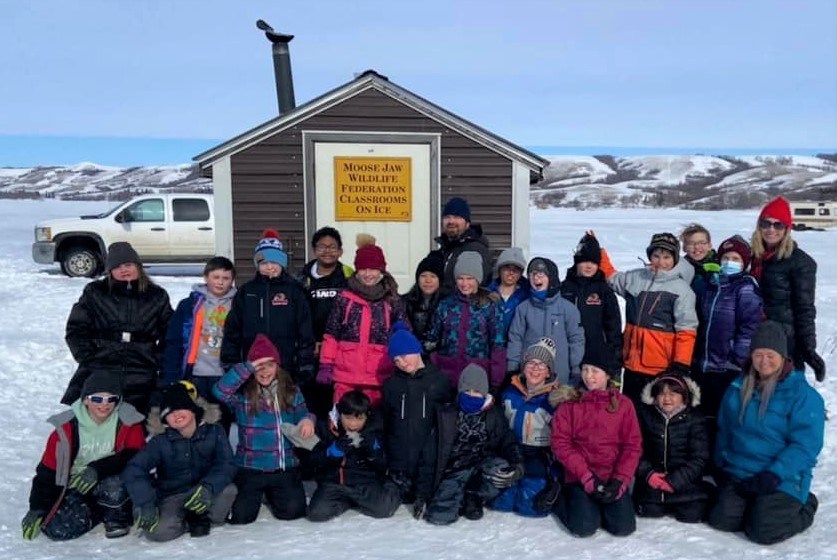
104, 523, 130, 539
461, 492, 484, 521
187, 512, 211, 538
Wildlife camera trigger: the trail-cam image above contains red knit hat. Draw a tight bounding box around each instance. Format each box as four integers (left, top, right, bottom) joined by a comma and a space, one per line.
354, 233, 387, 272
247, 334, 281, 363
759, 196, 792, 229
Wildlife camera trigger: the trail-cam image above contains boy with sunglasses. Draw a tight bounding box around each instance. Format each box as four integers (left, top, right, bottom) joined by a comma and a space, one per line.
23, 372, 145, 541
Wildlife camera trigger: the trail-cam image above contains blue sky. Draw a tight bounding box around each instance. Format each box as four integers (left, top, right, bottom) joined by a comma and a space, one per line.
1, 0, 835, 166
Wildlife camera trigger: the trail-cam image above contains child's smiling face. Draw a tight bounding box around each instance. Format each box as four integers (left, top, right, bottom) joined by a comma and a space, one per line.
529, 271, 549, 291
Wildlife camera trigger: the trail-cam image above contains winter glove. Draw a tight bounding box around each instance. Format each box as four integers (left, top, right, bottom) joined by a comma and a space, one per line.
281, 422, 321, 451
183, 484, 212, 514
21, 510, 45, 541
68, 466, 98, 495
647, 472, 675, 493
316, 364, 335, 384
412, 498, 427, 520
596, 479, 627, 504
738, 471, 781, 496
134, 504, 160, 532
532, 478, 562, 514
580, 472, 603, 495
804, 349, 826, 382
487, 463, 525, 489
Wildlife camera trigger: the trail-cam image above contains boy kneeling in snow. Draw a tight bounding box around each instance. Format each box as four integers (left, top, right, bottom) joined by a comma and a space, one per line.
122, 383, 237, 541
413, 364, 524, 525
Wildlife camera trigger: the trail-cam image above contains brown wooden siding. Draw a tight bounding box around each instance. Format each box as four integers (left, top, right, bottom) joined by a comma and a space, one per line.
230, 88, 513, 278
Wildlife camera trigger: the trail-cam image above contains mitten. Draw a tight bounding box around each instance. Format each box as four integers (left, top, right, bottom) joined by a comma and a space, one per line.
804, 349, 826, 382
183, 484, 212, 514
597, 479, 627, 504
134, 504, 160, 532
580, 472, 603, 495
487, 463, 525, 489
316, 364, 335, 384
738, 471, 780, 496
532, 478, 562, 513
69, 466, 98, 495
21, 510, 45, 541
647, 472, 674, 493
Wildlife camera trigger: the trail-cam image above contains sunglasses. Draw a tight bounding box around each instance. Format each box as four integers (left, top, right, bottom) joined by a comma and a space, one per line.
87, 395, 120, 404
758, 219, 787, 231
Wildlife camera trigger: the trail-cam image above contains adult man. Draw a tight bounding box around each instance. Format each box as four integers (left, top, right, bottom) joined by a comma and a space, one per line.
432, 197, 491, 288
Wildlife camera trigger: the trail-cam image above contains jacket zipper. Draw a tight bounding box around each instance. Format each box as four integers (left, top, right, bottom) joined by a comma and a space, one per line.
702, 286, 721, 371
273, 393, 285, 470
400, 394, 405, 420
661, 414, 669, 504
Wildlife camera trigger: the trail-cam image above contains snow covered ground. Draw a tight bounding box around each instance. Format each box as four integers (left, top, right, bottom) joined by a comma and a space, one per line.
0, 200, 834, 560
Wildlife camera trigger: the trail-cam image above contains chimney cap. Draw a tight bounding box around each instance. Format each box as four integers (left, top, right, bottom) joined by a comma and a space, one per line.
256, 19, 294, 44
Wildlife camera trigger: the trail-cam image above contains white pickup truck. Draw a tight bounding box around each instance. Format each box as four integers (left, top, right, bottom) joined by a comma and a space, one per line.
32, 193, 216, 277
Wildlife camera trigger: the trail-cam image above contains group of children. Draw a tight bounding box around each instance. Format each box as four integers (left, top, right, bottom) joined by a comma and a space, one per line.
24, 196, 824, 546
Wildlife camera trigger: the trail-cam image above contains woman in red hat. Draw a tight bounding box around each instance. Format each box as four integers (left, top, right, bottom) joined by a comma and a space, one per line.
750, 196, 824, 382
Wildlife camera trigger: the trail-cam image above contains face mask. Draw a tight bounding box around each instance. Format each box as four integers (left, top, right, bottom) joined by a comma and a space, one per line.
457, 392, 485, 414
720, 261, 743, 276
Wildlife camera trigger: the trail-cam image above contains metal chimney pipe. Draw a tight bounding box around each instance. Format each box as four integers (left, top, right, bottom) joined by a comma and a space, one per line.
256, 19, 296, 115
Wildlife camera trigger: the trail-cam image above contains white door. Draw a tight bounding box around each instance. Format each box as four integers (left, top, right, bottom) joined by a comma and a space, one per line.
114, 197, 170, 259
313, 142, 433, 290
168, 197, 215, 258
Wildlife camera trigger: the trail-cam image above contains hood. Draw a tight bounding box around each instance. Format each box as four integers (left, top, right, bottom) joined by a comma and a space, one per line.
47, 400, 144, 429
192, 283, 238, 302
640, 375, 702, 407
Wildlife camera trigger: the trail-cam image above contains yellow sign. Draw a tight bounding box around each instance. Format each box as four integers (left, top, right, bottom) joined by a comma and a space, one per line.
334, 156, 412, 222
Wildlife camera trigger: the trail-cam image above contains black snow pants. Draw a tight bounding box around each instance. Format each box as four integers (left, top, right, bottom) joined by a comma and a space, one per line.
555, 482, 636, 537
307, 481, 401, 522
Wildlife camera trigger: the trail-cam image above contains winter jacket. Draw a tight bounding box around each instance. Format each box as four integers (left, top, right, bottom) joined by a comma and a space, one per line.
685, 252, 719, 310
561, 267, 623, 374
320, 288, 409, 389
297, 260, 353, 341
220, 272, 315, 384
755, 244, 817, 369
634, 378, 710, 506
122, 419, 236, 507
502, 376, 559, 478
714, 371, 824, 504
28, 404, 145, 513
507, 293, 585, 386
403, 285, 447, 346
551, 388, 642, 486
487, 277, 531, 336
162, 284, 236, 384
433, 224, 492, 289
696, 272, 763, 373
426, 291, 507, 390
213, 362, 311, 471
609, 264, 697, 376
310, 413, 388, 487
63, 278, 173, 412
381, 363, 453, 475
415, 401, 523, 501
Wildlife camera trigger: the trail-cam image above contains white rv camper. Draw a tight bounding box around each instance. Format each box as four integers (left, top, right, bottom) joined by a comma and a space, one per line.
790, 201, 837, 230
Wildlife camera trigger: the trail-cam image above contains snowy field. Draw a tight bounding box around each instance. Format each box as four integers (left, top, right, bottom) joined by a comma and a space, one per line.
0, 200, 834, 560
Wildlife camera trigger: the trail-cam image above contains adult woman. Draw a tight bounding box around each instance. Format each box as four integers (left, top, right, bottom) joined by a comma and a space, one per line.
62, 242, 173, 414
750, 196, 825, 381
709, 321, 824, 544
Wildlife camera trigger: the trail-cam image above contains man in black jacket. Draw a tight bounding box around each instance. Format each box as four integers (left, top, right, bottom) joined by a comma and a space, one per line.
432, 197, 491, 289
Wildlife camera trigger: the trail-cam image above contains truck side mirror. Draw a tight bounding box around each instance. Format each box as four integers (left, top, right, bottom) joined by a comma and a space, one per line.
115, 210, 131, 223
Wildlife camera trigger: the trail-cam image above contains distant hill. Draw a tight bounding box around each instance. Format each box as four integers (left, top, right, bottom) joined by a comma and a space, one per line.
2, 155, 835, 208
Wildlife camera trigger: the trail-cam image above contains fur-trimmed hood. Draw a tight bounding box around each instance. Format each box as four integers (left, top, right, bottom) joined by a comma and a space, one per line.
145, 395, 222, 436
640, 374, 702, 408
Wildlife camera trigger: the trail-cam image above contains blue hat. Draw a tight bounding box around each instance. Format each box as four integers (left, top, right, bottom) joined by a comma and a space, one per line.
254, 229, 289, 268
388, 322, 422, 359
442, 197, 471, 222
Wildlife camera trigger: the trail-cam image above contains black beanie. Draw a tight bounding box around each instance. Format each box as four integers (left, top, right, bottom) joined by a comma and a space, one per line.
159, 383, 203, 424
81, 371, 123, 399
750, 321, 789, 358
106, 241, 141, 271
582, 346, 614, 376
646, 233, 680, 265
415, 253, 445, 283
574, 233, 602, 265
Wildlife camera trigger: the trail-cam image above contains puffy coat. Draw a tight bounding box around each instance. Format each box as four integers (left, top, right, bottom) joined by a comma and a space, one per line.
561, 267, 623, 374
297, 260, 353, 341
427, 291, 506, 390
609, 263, 697, 376
755, 244, 817, 369
551, 388, 642, 486
320, 287, 409, 390
403, 285, 447, 345
63, 278, 173, 413
381, 363, 453, 475
487, 277, 531, 336
122, 419, 236, 507
310, 413, 388, 487
502, 376, 558, 478
433, 224, 492, 288
634, 377, 710, 506
714, 371, 824, 504
213, 362, 311, 471
696, 272, 763, 373
220, 272, 315, 384
28, 404, 145, 513
507, 293, 585, 386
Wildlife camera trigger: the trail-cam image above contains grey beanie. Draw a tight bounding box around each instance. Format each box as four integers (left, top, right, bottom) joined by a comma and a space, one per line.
495, 247, 526, 274
106, 241, 141, 271
454, 251, 484, 280
458, 364, 489, 395
81, 371, 123, 398
750, 321, 788, 358
524, 337, 557, 368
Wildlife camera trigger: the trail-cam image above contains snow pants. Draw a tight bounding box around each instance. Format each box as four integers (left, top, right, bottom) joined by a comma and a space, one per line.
228, 467, 306, 524
307, 481, 401, 522
556, 482, 636, 537
708, 480, 818, 545
146, 483, 237, 542
42, 476, 131, 541
635, 498, 706, 523
425, 457, 507, 525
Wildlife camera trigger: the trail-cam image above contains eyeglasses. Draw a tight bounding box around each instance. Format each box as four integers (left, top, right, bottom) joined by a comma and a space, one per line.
524, 360, 549, 371
684, 240, 709, 249
314, 244, 340, 252
759, 219, 787, 231
87, 395, 120, 404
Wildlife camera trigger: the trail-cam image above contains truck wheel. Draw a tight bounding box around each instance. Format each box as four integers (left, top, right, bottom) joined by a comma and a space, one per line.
61, 247, 102, 278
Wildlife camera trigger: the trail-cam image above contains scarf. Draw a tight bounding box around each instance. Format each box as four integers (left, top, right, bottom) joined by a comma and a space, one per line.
750, 246, 776, 282
348, 275, 388, 302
